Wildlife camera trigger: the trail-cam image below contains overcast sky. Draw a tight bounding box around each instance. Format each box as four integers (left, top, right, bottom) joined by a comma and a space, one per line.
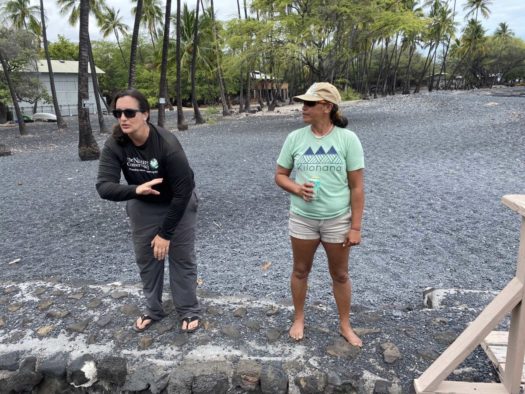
43, 0, 525, 42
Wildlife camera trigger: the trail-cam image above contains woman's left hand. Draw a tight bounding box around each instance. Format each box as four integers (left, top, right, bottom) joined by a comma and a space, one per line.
343, 229, 361, 248
151, 235, 170, 260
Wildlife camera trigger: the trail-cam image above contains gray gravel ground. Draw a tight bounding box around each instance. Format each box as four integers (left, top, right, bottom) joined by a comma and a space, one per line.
1, 88, 524, 312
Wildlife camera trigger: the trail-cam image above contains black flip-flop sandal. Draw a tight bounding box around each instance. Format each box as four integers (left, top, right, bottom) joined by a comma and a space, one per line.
133, 314, 154, 332
181, 316, 200, 333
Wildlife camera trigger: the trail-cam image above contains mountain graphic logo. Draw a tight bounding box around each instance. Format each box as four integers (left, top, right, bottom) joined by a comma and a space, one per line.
299, 146, 343, 165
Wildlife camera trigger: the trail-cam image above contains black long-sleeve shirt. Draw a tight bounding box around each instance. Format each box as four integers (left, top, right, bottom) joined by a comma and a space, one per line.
96, 124, 195, 239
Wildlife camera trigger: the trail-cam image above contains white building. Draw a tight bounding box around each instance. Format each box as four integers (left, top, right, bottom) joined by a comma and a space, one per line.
15, 59, 106, 117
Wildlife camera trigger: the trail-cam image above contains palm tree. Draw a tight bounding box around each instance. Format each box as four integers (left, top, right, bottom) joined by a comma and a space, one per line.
190, 0, 205, 124
449, 19, 487, 88
98, 6, 129, 66
1, 0, 41, 38
56, 0, 104, 25
87, 37, 109, 133
175, 0, 188, 130
209, 0, 229, 116
491, 22, 513, 85
132, 0, 163, 50
464, 0, 492, 21
157, 0, 172, 127
39, 0, 67, 129
77, 0, 99, 160
494, 22, 513, 39
128, 0, 143, 88
57, 0, 108, 133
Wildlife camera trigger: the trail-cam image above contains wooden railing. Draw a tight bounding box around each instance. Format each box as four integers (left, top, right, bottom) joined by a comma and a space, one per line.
414, 194, 525, 394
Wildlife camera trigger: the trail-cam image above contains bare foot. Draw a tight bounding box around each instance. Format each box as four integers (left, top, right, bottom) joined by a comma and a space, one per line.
340, 325, 363, 347
133, 315, 153, 332
181, 316, 200, 333
289, 318, 305, 341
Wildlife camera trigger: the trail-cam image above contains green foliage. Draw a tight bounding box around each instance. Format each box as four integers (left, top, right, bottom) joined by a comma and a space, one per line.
91, 40, 127, 95
339, 87, 360, 101
48, 35, 78, 60
0, 27, 48, 104
0, 85, 11, 103
135, 65, 161, 106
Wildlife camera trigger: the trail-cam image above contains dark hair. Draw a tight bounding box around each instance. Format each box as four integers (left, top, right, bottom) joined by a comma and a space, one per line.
330, 104, 348, 128
110, 89, 150, 145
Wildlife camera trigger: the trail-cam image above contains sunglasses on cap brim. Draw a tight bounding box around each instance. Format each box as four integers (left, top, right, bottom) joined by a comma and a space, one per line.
112, 108, 141, 119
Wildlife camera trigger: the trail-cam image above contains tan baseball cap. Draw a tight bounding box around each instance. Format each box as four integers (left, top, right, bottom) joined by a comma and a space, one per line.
293, 82, 341, 105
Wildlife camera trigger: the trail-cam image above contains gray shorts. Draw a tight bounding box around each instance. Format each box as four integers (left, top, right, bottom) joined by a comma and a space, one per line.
288, 211, 351, 243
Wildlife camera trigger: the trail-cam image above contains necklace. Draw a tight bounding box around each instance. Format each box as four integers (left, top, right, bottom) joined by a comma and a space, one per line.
311, 124, 334, 138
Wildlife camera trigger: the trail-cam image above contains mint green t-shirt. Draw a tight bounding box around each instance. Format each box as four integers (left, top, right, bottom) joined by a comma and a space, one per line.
277, 125, 364, 219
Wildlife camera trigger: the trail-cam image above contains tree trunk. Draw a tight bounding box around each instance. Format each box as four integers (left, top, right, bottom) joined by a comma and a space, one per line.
175, 0, 188, 130
115, 31, 127, 68
0, 51, 26, 135
40, 0, 67, 130
391, 35, 407, 95
244, 69, 251, 111
78, 0, 100, 161
158, 0, 172, 128
190, 0, 205, 124
87, 37, 108, 133
128, 0, 143, 88
414, 43, 435, 93
402, 42, 416, 94
383, 34, 399, 95
210, 0, 229, 116
428, 45, 439, 92
374, 38, 387, 98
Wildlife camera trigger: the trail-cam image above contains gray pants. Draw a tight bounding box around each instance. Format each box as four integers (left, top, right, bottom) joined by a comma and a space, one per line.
126, 191, 200, 321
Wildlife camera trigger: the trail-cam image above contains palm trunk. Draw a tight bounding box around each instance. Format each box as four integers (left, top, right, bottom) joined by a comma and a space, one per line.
87, 37, 108, 133
78, 0, 100, 161
402, 42, 416, 94
158, 0, 172, 128
414, 43, 435, 93
175, 0, 188, 130
244, 69, 251, 111
128, 0, 143, 88
384, 34, 399, 95
115, 31, 127, 67
374, 38, 387, 98
210, 0, 229, 116
40, 0, 67, 130
0, 51, 26, 135
190, 0, 205, 124
428, 45, 439, 92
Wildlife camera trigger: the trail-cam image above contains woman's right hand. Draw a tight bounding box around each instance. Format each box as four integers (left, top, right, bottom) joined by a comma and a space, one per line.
299, 182, 315, 201
136, 178, 163, 196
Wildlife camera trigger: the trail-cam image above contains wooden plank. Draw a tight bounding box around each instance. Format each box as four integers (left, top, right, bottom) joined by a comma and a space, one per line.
482, 330, 525, 388
504, 300, 525, 393
499, 363, 525, 382
484, 331, 509, 345
415, 278, 523, 392
481, 343, 507, 368
415, 380, 508, 394
502, 195, 525, 217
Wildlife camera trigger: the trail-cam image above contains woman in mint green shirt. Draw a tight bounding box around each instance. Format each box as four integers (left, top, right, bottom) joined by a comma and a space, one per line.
275, 82, 365, 347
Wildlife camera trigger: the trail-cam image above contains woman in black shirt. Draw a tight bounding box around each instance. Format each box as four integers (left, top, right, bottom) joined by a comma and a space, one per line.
96, 89, 200, 333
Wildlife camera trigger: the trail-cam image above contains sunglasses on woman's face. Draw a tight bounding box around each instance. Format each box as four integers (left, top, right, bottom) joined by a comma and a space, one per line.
112, 108, 140, 119
303, 100, 328, 107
